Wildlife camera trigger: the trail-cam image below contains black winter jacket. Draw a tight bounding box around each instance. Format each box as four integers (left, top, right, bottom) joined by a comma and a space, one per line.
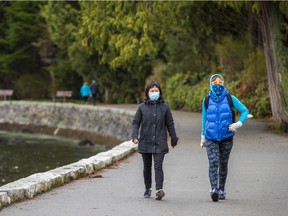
131, 99, 178, 154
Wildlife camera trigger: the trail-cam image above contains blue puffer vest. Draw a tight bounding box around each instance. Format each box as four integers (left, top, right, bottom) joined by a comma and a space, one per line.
205, 91, 234, 141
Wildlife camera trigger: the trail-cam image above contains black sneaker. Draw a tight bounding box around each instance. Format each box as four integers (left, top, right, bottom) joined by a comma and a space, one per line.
210, 188, 219, 202
143, 188, 152, 198
155, 189, 165, 200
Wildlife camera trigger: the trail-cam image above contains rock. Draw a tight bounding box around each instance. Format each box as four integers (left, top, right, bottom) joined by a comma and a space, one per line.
90, 174, 103, 178
19, 129, 33, 134
53, 128, 60, 135
78, 139, 95, 146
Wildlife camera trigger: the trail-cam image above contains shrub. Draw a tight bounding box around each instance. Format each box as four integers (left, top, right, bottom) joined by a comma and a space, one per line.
165, 73, 189, 110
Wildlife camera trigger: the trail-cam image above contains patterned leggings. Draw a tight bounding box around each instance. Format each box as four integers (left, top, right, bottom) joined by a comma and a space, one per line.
205, 138, 233, 191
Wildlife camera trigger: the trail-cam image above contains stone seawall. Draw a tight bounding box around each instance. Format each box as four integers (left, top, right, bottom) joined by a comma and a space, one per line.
0, 101, 135, 141
0, 101, 137, 209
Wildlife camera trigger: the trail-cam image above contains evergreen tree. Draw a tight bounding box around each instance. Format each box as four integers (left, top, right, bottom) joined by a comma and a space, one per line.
0, 1, 50, 99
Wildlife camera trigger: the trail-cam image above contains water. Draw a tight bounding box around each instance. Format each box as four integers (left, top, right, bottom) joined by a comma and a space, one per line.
0, 131, 109, 186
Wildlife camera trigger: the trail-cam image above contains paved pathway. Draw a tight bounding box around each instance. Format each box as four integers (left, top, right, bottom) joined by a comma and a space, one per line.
1, 106, 288, 216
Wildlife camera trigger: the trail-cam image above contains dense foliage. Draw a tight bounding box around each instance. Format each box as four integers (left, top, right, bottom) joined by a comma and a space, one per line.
1, 1, 288, 122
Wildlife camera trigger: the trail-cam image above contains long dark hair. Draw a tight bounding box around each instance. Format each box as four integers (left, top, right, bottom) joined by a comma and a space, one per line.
144, 81, 164, 101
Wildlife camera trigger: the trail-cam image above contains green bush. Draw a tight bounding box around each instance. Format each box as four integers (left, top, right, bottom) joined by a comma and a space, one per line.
238, 47, 271, 117
185, 80, 209, 112
165, 73, 189, 110
15, 74, 51, 99
165, 73, 210, 112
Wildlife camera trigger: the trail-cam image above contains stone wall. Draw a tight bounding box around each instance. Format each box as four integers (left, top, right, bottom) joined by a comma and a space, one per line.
0, 101, 135, 141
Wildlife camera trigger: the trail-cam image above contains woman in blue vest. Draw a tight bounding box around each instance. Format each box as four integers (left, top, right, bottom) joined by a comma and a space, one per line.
200, 74, 249, 202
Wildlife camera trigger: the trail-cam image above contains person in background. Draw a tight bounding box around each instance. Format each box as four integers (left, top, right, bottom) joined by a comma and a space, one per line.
200, 74, 249, 202
80, 82, 92, 104
132, 81, 179, 201
90, 80, 99, 106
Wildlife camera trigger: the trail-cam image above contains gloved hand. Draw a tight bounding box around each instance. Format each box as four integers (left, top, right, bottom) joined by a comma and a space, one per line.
228, 121, 243, 132
247, 114, 253, 119
200, 135, 206, 148
171, 137, 179, 148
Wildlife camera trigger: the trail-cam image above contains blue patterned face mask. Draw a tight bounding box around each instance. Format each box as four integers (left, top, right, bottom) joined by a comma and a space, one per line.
149, 92, 160, 101
212, 84, 224, 95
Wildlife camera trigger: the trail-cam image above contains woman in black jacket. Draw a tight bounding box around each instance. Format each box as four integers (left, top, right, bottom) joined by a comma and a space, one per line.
132, 81, 179, 200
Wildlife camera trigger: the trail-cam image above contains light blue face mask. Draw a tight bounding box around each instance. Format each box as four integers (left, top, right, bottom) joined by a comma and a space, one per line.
149, 92, 160, 101
212, 84, 224, 95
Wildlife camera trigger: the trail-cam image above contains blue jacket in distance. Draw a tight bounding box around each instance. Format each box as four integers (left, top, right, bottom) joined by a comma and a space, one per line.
80, 84, 92, 97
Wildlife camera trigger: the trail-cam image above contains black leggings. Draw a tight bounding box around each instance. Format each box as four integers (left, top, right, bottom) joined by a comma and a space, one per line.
141, 153, 165, 190
83, 96, 89, 104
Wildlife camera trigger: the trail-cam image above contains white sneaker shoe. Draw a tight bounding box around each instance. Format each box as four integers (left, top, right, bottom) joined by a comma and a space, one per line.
218, 190, 226, 200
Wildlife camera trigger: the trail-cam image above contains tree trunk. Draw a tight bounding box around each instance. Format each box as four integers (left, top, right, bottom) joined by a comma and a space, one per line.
49, 70, 56, 102
259, 2, 288, 125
